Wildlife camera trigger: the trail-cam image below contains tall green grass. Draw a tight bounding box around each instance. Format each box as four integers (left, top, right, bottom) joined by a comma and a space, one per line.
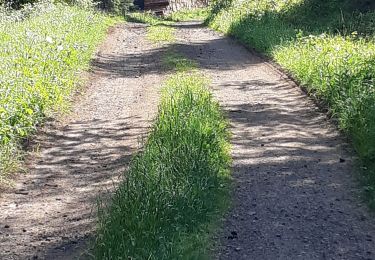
95, 73, 231, 259
0, 2, 118, 180
206, 0, 375, 207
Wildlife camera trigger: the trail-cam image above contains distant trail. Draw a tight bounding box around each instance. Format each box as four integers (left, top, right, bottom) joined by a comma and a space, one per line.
174, 22, 375, 259
0, 23, 165, 259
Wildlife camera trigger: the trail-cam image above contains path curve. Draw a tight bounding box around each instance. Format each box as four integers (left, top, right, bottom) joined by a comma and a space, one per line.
0, 23, 166, 259
173, 22, 375, 259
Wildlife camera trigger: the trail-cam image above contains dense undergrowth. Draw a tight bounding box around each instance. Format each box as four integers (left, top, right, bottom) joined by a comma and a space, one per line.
0, 2, 118, 181
204, 0, 375, 207
95, 71, 231, 259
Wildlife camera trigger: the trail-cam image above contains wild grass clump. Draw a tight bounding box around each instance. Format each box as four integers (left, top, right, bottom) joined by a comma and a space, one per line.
147, 24, 175, 43
0, 2, 118, 180
162, 51, 198, 71
126, 12, 175, 43
167, 7, 209, 21
95, 73, 231, 259
206, 0, 375, 206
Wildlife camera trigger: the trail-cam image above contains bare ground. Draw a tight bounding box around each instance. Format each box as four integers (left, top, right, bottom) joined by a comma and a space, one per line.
1, 20, 375, 260
0, 23, 167, 259
173, 22, 375, 259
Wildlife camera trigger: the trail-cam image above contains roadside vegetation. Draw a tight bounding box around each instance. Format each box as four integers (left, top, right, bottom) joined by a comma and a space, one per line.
0, 1, 119, 182
196, 0, 375, 207
95, 71, 231, 259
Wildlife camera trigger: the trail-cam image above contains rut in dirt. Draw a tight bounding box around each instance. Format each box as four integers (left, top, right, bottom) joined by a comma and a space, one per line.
0, 23, 166, 259
172, 22, 375, 259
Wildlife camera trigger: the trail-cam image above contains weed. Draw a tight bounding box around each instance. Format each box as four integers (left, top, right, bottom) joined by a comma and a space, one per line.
147, 25, 175, 43
162, 51, 198, 71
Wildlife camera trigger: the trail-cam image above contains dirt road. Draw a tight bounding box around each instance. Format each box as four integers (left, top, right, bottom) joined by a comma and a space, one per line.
173, 22, 375, 259
0, 23, 166, 259
1, 20, 375, 260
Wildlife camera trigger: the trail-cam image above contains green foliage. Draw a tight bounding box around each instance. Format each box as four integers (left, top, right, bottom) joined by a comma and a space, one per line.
0, 2, 118, 180
95, 72, 231, 259
147, 25, 176, 43
206, 0, 375, 206
167, 7, 210, 21
126, 12, 176, 43
162, 51, 198, 71
99, 0, 133, 15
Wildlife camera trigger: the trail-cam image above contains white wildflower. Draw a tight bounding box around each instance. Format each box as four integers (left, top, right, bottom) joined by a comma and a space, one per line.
46, 36, 53, 44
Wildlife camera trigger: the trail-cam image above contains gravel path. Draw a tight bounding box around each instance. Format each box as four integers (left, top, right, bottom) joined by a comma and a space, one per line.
1, 20, 375, 260
174, 22, 375, 259
0, 23, 166, 259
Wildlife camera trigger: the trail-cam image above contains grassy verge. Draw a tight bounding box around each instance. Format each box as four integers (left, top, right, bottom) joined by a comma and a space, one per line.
206, 0, 375, 207
0, 2, 119, 182
95, 57, 231, 258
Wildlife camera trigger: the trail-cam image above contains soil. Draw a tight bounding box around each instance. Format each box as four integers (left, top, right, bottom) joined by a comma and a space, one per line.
0, 23, 167, 259
1, 20, 375, 260
173, 21, 375, 259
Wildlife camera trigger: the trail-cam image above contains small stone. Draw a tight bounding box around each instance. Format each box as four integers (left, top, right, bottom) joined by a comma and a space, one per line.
22, 228, 27, 232
4, 225, 10, 228
261, 144, 265, 147
235, 247, 241, 252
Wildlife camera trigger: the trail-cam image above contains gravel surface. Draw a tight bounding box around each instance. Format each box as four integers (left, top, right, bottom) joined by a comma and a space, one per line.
1, 20, 375, 260
0, 23, 166, 259
174, 22, 375, 260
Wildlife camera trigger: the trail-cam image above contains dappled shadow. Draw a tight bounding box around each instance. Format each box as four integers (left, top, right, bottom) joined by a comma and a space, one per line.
0, 116, 152, 259
204, 63, 375, 259
90, 27, 261, 79
0, 21, 163, 259
167, 20, 375, 258
206, 0, 375, 54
